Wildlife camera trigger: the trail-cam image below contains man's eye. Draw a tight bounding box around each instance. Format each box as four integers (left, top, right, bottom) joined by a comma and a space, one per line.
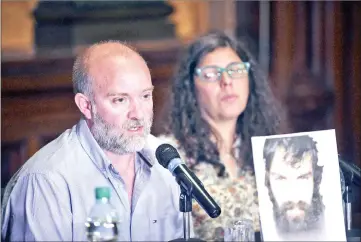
276, 176, 286, 180
114, 97, 125, 103
299, 174, 311, 180
143, 93, 152, 99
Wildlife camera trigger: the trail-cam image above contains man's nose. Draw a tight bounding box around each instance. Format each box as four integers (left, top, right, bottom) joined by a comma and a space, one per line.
286, 184, 306, 202
128, 99, 144, 119
287, 195, 301, 204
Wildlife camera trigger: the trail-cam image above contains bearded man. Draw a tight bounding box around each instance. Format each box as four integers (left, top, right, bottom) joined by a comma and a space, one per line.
2, 41, 187, 241
263, 135, 325, 240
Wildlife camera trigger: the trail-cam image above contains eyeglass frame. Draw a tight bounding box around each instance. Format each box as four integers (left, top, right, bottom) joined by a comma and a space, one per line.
194, 61, 251, 82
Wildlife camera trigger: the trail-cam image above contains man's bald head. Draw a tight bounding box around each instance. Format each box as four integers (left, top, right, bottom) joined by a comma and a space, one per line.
72, 40, 147, 97
72, 40, 154, 155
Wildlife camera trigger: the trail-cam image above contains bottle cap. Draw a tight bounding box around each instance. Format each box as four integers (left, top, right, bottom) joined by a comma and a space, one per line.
95, 187, 111, 199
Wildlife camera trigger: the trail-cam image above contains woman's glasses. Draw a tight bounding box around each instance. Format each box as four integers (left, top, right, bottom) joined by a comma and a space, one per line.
195, 62, 250, 83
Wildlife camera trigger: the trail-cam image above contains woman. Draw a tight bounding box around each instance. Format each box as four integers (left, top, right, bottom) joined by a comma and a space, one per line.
159, 31, 285, 240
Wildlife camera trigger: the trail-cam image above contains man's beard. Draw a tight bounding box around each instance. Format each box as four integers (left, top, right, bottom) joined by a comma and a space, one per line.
90, 111, 153, 155
273, 200, 315, 233
267, 185, 324, 234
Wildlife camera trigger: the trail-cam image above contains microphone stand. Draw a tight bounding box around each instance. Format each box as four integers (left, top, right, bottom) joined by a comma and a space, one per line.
341, 162, 361, 240
170, 178, 205, 242
343, 176, 354, 231
180, 186, 193, 240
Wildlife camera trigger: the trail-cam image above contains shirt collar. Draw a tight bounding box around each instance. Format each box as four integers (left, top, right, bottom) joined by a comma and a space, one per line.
76, 118, 112, 175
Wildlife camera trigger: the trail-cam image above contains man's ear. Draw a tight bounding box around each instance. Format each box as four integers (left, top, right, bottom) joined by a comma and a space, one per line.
74, 93, 92, 119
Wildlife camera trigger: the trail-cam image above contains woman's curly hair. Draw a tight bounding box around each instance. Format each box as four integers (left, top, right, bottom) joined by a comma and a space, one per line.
166, 31, 284, 176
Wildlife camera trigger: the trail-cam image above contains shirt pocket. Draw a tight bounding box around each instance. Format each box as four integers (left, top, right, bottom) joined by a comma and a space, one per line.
149, 212, 183, 241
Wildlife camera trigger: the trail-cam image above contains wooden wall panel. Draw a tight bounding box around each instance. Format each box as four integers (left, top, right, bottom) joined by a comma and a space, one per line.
269, 1, 361, 169
349, 3, 361, 167
265, 1, 361, 218
329, 1, 346, 157
311, 1, 325, 74
269, 1, 296, 98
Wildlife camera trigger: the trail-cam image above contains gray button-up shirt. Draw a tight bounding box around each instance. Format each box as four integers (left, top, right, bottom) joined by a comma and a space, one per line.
2, 119, 189, 241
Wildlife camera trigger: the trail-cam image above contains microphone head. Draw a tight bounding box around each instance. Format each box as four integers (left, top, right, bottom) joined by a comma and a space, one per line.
155, 144, 180, 168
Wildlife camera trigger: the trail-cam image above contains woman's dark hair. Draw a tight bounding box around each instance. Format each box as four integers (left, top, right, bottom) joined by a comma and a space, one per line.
166, 31, 283, 176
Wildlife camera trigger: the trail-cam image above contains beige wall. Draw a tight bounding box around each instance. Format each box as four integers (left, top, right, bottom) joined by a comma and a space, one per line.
170, 0, 236, 41
1, 0, 234, 52
168, 0, 208, 41
1, 0, 38, 52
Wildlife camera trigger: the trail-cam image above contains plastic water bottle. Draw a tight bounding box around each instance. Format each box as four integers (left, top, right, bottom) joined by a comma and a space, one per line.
85, 187, 120, 241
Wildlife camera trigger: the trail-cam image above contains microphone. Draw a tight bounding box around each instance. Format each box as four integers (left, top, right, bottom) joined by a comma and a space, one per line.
339, 156, 361, 186
155, 143, 221, 218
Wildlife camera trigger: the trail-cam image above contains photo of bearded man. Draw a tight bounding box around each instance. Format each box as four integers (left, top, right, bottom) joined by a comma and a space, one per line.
262, 135, 325, 236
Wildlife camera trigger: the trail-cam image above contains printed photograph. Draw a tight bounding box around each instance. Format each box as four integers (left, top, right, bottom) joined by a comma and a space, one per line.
251, 130, 347, 241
